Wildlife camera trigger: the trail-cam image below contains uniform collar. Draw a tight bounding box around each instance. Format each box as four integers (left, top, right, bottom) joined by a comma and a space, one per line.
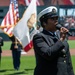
48, 31, 56, 36
42, 29, 56, 36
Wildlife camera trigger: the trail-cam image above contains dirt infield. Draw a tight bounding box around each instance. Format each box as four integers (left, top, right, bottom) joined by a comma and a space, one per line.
2, 49, 75, 57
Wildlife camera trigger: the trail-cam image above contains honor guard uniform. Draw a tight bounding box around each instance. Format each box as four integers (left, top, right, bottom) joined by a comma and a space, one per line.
10, 35, 22, 70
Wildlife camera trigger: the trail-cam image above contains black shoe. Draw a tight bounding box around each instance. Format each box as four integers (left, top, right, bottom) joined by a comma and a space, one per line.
14, 67, 19, 71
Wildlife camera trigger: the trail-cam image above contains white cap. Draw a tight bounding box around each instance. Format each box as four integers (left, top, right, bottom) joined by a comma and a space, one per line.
37, 6, 58, 22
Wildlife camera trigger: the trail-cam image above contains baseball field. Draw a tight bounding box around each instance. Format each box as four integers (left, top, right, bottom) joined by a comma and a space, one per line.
0, 40, 75, 75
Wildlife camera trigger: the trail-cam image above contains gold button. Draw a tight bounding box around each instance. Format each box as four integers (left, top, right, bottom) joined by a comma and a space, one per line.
64, 60, 66, 63
62, 49, 66, 54
62, 49, 66, 52
62, 49, 65, 51
63, 55, 66, 57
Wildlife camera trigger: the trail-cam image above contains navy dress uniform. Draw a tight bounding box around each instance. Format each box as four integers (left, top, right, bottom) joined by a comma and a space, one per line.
33, 6, 74, 75
0, 37, 3, 53
10, 36, 22, 70
0, 37, 4, 65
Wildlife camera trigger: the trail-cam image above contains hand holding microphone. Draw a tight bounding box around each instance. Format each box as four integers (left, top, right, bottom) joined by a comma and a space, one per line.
56, 24, 72, 41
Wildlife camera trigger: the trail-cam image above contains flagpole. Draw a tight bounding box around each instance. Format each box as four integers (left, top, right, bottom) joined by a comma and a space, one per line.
14, 0, 19, 48
0, 53, 1, 67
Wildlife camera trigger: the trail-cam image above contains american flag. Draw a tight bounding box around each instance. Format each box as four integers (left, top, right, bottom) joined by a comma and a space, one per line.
1, 0, 19, 37
14, 0, 19, 24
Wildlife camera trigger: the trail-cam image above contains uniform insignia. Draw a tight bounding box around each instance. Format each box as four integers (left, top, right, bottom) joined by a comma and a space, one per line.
52, 8, 56, 13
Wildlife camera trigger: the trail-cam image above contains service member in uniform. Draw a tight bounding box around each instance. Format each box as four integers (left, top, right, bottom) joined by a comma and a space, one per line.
0, 26, 6, 66
33, 6, 74, 75
10, 35, 22, 70
0, 25, 22, 70
0, 37, 4, 66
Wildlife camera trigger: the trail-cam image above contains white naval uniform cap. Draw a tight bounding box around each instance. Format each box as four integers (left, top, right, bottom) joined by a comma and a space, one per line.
37, 6, 58, 22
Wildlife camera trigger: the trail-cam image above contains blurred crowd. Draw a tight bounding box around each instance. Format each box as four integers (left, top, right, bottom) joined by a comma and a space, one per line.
59, 16, 75, 36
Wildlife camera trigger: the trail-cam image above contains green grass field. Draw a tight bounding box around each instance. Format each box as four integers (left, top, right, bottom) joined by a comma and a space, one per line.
0, 56, 35, 75
0, 56, 75, 75
2, 41, 12, 50
2, 40, 75, 50
0, 40, 75, 75
68, 40, 75, 49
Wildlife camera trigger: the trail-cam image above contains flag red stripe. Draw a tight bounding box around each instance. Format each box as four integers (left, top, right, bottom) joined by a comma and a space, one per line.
24, 41, 33, 52
4, 15, 7, 25
6, 13, 9, 32
11, 3, 14, 24
8, 12, 11, 25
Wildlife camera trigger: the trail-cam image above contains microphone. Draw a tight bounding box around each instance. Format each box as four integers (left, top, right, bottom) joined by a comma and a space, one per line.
56, 24, 72, 36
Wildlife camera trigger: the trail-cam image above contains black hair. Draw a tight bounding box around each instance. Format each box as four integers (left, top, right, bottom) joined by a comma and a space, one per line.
40, 19, 47, 28
39, 14, 49, 28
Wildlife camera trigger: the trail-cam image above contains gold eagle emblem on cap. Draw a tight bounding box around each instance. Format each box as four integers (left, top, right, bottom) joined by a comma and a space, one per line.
52, 8, 56, 13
